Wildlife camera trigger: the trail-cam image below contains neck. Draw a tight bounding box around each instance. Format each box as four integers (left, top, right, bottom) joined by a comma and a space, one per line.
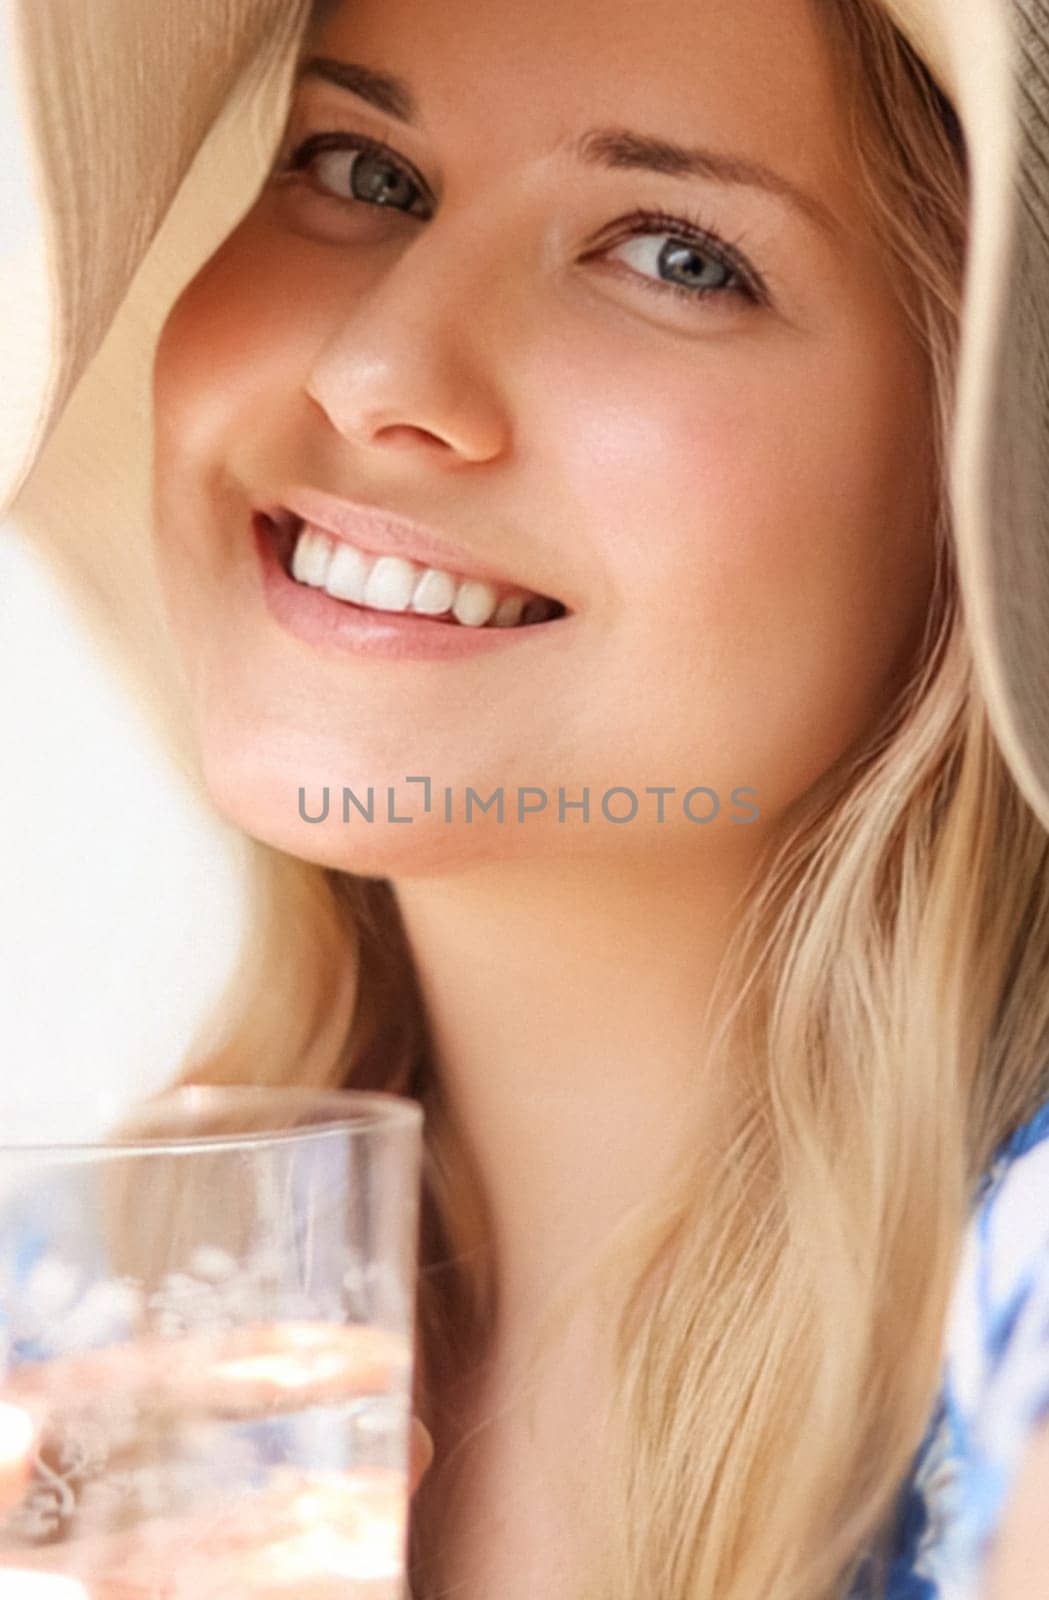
392, 840, 758, 1351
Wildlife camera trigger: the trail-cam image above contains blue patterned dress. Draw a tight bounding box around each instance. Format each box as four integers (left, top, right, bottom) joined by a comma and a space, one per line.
847, 1095, 1049, 1599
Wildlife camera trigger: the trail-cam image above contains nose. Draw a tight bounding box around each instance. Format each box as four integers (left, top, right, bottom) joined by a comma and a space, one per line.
303, 204, 516, 467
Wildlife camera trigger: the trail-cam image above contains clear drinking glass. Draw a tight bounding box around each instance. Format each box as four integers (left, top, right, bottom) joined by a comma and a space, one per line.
0, 1086, 424, 1598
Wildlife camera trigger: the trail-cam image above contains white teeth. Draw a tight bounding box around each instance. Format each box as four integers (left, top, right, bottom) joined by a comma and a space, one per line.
324, 541, 370, 603
411, 567, 457, 615
289, 521, 557, 627
363, 555, 417, 612
291, 528, 334, 587
451, 579, 498, 628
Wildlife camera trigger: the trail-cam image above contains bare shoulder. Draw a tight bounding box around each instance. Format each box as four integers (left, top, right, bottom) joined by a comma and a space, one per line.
983, 1407, 1049, 1599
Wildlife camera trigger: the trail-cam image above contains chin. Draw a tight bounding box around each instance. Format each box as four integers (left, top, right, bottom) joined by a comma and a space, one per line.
192, 743, 532, 877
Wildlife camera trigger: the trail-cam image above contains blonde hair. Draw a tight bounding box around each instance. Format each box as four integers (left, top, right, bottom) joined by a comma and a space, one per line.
30, 0, 1049, 1593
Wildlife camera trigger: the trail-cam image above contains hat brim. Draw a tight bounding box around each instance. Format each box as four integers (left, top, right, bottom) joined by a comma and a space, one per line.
0, 0, 308, 785
886, 0, 1049, 837
4, 0, 1049, 831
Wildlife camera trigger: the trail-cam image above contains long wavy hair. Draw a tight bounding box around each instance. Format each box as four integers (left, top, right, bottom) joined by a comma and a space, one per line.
43, 0, 1049, 1594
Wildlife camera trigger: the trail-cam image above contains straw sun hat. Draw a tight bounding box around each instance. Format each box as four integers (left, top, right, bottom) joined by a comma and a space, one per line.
1, 0, 1048, 829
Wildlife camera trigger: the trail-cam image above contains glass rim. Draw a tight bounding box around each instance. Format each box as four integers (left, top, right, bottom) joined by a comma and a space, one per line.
0, 1085, 423, 1157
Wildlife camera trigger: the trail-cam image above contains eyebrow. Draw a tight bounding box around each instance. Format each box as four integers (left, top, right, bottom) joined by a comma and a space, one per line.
297, 56, 419, 123
295, 55, 843, 242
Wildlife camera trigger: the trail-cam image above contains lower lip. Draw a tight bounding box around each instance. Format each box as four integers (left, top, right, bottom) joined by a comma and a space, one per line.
253, 514, 570, 662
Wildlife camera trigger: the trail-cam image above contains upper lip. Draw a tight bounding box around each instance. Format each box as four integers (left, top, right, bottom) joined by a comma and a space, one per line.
261, 486, 563, 604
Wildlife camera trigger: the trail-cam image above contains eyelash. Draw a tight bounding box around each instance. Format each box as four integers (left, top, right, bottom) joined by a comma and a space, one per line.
277, 131, 769, 310
592, 207, 765, 308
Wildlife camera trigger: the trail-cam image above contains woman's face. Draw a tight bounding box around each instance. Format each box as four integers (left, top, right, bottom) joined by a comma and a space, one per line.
152, 0, 937, 875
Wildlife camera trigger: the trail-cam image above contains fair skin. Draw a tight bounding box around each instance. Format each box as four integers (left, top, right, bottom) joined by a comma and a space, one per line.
144, 0, 983, 1589
152, 0, 935, 1333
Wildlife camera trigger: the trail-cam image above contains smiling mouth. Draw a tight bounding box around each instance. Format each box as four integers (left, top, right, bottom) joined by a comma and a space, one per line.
259, 511, 570, 629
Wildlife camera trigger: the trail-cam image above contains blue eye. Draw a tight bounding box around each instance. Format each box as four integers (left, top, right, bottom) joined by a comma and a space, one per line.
276, 135, 769, 310
281, 132, 433, 218
593, 208, 766, 309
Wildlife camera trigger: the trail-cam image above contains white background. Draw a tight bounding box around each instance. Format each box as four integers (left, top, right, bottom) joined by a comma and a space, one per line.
0, 526, 249, 1128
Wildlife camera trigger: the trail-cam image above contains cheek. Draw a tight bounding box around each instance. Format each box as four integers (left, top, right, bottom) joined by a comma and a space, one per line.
153, 225, 313, 463
524, 314, 935, 797
151, 227, 291, 697
533, 315, 933, 641
151, 221, 328, 618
